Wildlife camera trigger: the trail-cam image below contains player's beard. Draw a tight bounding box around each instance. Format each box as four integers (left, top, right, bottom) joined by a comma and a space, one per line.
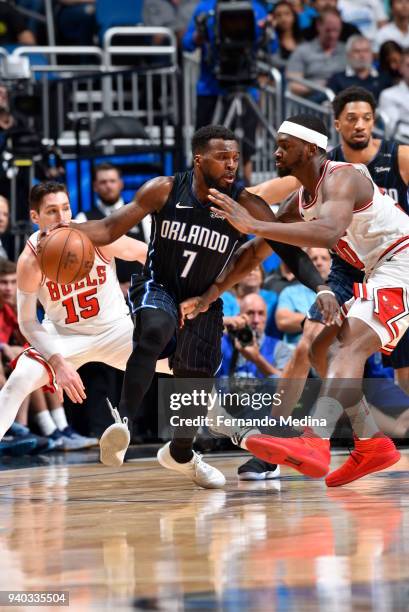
202, 171, 233, 195
345, 137, 370, 150
276, 165, 292, 177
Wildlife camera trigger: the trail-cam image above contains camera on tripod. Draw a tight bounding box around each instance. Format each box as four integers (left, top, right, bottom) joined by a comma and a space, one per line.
196, 0, 266, 87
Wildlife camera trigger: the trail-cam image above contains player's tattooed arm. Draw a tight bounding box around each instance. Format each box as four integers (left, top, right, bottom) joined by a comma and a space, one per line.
72, 176, 174, 245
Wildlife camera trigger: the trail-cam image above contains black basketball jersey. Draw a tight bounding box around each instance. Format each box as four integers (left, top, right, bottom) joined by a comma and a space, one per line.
329, 140, 409, 213
144, 170, 243, 302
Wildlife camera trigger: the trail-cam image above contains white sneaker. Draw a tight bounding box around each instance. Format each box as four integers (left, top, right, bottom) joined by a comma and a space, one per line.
157, 442, 226, 489
99, 400, 130, 467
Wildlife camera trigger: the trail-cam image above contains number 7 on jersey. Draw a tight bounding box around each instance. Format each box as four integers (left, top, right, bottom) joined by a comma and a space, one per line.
181, 250, 197, 278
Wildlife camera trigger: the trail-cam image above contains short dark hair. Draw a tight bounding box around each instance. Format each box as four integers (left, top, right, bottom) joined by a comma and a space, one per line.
192, 125, 237, 154
93, 162, 121, 181
317, 7, 342, 23
332, 86, 376, 118
29, 181, 69, 213
0, 257, 16, 276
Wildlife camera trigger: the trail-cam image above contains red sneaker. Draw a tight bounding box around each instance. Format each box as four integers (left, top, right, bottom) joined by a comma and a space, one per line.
245, 434, 331, 478
325, 436, 401, 487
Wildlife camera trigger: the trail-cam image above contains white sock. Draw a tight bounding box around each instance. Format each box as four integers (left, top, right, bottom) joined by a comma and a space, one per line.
345, 397, 379, 439
0, 354, 49, 441
50, 407, 69, 431
35, 410, 57, 436
310, 396, 344, 438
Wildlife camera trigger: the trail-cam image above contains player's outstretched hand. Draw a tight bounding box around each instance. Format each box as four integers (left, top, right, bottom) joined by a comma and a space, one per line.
208, 188, 256, 234
315, 286, 339, 326
49, 355, 87, 404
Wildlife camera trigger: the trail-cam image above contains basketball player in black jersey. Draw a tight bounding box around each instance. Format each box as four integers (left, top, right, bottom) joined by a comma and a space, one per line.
68, 125, 333, 489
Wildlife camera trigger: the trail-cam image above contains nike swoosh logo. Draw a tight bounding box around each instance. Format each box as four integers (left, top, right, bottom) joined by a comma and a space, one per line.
176, 202, 194, 209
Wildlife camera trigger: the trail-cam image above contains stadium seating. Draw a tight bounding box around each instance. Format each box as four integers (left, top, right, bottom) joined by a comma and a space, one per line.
96, 0, 144, 39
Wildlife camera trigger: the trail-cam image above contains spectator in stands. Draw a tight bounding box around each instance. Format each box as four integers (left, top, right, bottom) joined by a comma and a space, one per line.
301, 0, 361, 42
235, 264, 280, 337
378, 40, 403, 84
0, 196, 11, 260
375, 0, 409, 51
0, 1, 36, 45
143, 0, 197, 40
15, 1, 45, 38
288, 0, 317, 30
337, 0, 387, 44
183, 0, 277, 182
271, 1, 305, 61
275, 248, 331, 346
264, 260, 299, 294
328, 35, 392, 99
55, 0, 96, 46
0, 258, 25, 373
219, 293, 292, 378
287, 8, 347, 97
379, 48, 409, 138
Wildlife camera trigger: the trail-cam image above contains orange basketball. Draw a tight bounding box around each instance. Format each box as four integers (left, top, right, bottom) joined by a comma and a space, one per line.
38, 226, 95, 285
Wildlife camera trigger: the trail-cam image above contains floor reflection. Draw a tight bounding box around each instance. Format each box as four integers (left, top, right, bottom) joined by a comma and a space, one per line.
0, 455, 407, 611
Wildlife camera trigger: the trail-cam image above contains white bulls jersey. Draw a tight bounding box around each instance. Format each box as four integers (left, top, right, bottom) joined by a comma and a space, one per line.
27, 231, 130, 335
299, 160, 409, 273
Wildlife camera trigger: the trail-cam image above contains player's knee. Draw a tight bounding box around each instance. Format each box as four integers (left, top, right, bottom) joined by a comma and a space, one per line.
2, 364, 33, 397
136, 310, 175, 353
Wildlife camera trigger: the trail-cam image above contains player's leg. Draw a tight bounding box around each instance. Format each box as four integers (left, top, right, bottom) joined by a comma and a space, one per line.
309, 322, 341, 377
247, 311, 401, 483
157, 367, 226, 488
99, 307, 177, 467
278, 319, 326, 417
321, 316, 401, 486
118, 309, 176, 423
157, 308, 226, 488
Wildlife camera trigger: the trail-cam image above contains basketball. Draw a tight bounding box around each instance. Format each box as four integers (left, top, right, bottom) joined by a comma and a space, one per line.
38, 226, 95, 285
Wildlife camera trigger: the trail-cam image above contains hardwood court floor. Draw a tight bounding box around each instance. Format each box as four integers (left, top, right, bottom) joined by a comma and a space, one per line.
0, 450, 408, 611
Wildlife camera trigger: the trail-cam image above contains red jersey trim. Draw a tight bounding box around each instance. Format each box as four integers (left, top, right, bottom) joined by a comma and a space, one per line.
301, 160, 331, 210
95, 247, 111, 264
377, 235, 409, 264
353, 200, 373, 213
26, 239, 37, 257
328, 163, 355, 174
12, 347, 58, 393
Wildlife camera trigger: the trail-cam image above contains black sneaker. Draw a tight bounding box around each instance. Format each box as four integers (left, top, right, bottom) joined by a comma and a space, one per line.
237, 457, 280, 481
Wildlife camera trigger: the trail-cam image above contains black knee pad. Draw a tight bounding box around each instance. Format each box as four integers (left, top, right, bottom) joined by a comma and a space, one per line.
133, 308, 176, 355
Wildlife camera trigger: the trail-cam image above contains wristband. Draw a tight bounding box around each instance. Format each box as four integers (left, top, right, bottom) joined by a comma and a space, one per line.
316, 290, 336, 298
